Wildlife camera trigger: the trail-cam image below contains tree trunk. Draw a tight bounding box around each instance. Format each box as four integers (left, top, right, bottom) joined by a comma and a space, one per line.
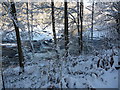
26, 2, 35, 55
30, 3, 34, 40
64, 0, 69, 57
91, 0, 94, 40
10, 2, 24, 73
1, 71, 5, 90
51, 0, 59, 60
51, 0, 57, 44
77, 0, 80, 53
80, 0, 83, 53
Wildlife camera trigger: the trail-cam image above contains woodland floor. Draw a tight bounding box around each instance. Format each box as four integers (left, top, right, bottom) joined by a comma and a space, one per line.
1, 30, 120, 88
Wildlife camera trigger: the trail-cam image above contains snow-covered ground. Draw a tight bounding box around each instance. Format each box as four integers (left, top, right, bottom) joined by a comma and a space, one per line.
83, 29, 111, 40
1, 27, 119, 88
2, 26, 53, 41
2, 47, 119, 88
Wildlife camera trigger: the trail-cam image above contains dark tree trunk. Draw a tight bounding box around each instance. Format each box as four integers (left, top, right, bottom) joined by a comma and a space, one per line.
51, 0, 57, 44
91, 0, 94, 40
64, 0, 69, 56
26, 2, 30, 33
80, 0, 83, 53
10, 2, 24, 72
1, 69, 5, 90
77, 0, 80, 53
31, 3, 34, 40
51, 0, 59, 59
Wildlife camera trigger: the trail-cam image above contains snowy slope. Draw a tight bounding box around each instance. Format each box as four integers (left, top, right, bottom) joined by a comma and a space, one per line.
2, 26, 53, 41
3, 48, 119, 88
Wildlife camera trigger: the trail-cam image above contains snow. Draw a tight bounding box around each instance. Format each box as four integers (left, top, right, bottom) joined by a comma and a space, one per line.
1, 1, 120, 88
2, 25, 119, 88
0, 43, 17, 47
2, 47, 119, 88
88, 69, 118, 88
83, 29, 110, 40
30, 27, 53, 40
2, 26, 53, 41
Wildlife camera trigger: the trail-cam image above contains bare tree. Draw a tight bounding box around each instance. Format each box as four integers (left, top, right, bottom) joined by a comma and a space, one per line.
9, 1, 24, 73
26, 2, 34, 55
51, 0, 59, 60
80, 0, 83, 53
64, 0, 69, 57
77, 0, 81, 53
51, 0, 57, 44
91, 0, 94, 40
30, 3, 34, 40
